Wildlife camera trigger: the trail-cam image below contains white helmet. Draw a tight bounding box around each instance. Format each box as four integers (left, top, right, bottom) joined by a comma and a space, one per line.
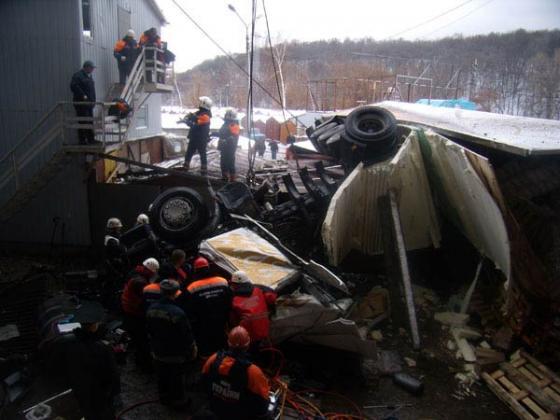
137, 213, 149, 225
143, 257, 160, 273
106, 217, 123, 229
126, 29, 136, 38
231, 271, 251, 284
225, 108, 238, 120
198, 96, 213, 110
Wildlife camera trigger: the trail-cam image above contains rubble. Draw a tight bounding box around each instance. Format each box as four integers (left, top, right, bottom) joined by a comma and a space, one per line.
434, 312, 470, 327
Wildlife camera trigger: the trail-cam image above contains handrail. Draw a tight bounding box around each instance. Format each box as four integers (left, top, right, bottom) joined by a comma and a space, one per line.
0, 103, 60, 165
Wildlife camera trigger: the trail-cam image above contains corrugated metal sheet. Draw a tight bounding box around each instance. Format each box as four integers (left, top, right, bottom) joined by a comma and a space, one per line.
80, 0, 164, 139
322, 130, 440, 265
377, 101, 560, 156
0, 154, 92, 246
0, 0, 81, 156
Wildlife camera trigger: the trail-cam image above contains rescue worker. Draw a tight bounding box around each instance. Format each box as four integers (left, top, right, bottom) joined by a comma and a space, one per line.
136, 213, 149, 225
113, 29, 138, 85
139, 27, 163, 83
121, 257, 160, 371
134, 212, 158, 247
159, 249, 189, 287
146, 280, 196, 406
202, 326, 270, 420
181, 96, 213, 175
218, 109, 240, 182
70, 61, 96, 144
176, 256, 231, 357
255, 138, 266, 157
55, 302, 121, 420
269, 139, 279, 160
229, 271, 277, 352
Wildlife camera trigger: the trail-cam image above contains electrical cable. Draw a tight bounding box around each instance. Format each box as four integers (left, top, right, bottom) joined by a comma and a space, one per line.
388, 0, 475, 38
419, 0, 496, 38
246, 0, 258, 179
261, 0, 301, 170
169, 0, 307, 128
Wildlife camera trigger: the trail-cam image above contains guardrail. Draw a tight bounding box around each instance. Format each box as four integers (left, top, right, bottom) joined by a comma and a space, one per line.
0, 101, 124, 207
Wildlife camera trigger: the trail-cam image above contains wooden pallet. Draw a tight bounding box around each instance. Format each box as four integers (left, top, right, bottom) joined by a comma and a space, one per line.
483, 350, 560, 420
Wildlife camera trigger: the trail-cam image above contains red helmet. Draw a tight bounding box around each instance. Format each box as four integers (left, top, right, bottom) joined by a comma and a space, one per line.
228, 326, 251, 349
193, 256, 209, 271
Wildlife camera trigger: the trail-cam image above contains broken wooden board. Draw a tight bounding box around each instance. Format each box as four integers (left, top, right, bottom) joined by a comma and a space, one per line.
483, 350, 560, 419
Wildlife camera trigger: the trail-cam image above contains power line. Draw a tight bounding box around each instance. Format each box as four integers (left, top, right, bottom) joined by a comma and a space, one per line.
420, 0, 496, 38
169, 0, 306, 127
388, 0, 475, 38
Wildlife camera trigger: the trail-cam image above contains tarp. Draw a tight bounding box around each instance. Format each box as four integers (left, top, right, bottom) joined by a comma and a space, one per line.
416, 98, 477, 110
199, 227, 300, 290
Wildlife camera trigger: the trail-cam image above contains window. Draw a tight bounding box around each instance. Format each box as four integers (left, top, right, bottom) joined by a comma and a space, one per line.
82, 0, 92, 38
136, 106, 148, 129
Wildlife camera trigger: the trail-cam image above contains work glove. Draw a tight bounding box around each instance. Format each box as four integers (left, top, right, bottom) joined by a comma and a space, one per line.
121, 56, 126, 62
83, 95, 88, 100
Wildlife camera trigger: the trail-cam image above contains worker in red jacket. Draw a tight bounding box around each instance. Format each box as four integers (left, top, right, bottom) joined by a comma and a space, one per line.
121, 257, 159, 371
202, 326, 270, 420
176, 256, 232, 357
159, 249, 189, 287
229, 271, 277, 352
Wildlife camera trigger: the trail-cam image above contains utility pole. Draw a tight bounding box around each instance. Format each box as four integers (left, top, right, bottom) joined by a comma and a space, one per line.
228, 4, 251, 110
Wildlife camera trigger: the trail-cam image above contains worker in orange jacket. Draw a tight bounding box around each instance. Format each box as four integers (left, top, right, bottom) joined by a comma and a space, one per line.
139, 27, 163, 83
202, 326, 270, 420
176, 256, 232, 357
218, 108, 241, 182
180, 96, 213, 175
113, 29, 138, 84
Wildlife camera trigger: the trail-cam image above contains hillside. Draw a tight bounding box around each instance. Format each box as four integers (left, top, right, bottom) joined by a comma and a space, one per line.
174, 29, 560, 119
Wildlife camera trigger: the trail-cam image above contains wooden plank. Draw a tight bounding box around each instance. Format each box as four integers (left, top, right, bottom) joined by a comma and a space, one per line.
543, 388, 560, 404
519, 366, 543, 385
483, 372, 537, 420
520, 351, 560, 385
501, 362, 560, 414
513, 390, 529, 400
492, 370, 505, 380
512, 357, 527, 368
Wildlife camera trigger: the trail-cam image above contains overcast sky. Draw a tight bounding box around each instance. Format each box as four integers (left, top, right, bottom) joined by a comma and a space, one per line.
159, 0, 560, 72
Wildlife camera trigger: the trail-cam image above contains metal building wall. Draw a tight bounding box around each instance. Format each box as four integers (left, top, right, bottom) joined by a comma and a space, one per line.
80, 0, 164, 139
0, 0, 81, 156
0, 154, 92, 246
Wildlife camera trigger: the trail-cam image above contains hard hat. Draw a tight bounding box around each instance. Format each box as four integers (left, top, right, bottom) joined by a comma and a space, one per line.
137, 213, 149, 225
126, 29, 136, 38
228, 326, 251, 349
231, 271, 250, 284
224, 108, 237, 120
193, 256, 209, 271
106, 217, 123, 229
143, 257, 160, 273
198, 96, 213, 110
159, 279, 180, 294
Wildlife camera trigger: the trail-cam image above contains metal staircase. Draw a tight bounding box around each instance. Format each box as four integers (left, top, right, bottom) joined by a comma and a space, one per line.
0, 46, 173, 222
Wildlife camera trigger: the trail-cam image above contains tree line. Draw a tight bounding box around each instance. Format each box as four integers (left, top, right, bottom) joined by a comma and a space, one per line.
173, 29, 560, 119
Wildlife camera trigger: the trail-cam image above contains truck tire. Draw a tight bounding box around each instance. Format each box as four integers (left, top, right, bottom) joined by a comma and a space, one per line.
344, 106, 396, 143
149, 187, 209, 241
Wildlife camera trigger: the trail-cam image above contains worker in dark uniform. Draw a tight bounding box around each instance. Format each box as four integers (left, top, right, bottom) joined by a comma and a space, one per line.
104, 217, 128, 277
113, 29, 138, 85
57, 302, 121, 420
218, 108, 240, 182
70, 61, 97, 144
176, 256, 231, 357
121, 257, 160, 371
229, 271, 277, 353
139, 27, 163, 83
255, 138, 266, 157
268, 139, 279, 160
159, 249, 189, 287
202, 326, 270, 420
181, 96, 213, 175
147, 280, 196, 407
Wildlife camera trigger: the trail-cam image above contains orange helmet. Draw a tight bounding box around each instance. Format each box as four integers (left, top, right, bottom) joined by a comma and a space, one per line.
228, 326, 251, 349
193, 256, 209, 271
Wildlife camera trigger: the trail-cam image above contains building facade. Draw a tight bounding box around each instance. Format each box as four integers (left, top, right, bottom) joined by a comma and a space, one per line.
0, 0, 167, 247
